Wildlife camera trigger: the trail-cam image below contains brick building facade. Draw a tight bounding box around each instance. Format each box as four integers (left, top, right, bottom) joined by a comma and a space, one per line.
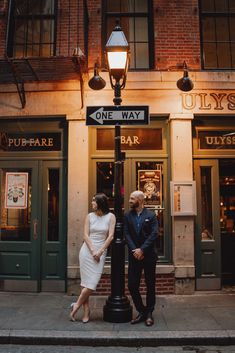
0, 0, 234, 295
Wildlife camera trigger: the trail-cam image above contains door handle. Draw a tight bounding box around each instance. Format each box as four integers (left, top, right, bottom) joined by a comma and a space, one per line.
33, 219, 38, 240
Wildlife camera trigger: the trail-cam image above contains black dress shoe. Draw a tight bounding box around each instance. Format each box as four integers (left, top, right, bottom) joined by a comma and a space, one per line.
131, 312, 146, 325
145, 313, 154, 327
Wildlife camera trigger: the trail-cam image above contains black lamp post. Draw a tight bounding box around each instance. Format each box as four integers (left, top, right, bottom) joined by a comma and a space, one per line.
103, 24, 132, 323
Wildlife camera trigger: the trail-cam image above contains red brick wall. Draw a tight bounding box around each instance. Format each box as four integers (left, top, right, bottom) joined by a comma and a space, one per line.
95, 273, 175, 296
0, 0, 201, 70
154, 0, 201, 70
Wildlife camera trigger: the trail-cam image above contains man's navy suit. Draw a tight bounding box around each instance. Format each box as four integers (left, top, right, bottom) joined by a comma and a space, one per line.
124, 207, 158, 315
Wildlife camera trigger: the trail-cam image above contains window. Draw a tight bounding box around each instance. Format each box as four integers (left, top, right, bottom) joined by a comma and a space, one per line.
7, 0, 57, 57
199, 0, 235, 69
103, 0, 154, 69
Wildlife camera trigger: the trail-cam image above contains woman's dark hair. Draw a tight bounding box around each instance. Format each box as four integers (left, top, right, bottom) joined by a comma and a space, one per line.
94, 193, 110, 214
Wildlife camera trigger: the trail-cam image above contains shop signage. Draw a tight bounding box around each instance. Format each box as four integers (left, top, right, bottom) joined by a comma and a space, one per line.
198, 130, 235, 149
86, 106, 149, 125
181, 92, 235, 111
0, 132, 61, 151
97, 128, 162, 150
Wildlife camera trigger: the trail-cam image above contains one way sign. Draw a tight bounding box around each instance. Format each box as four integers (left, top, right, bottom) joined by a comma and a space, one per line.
86, 106, 149, 125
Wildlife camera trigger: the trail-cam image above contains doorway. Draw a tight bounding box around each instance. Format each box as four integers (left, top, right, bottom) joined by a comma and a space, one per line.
220, 159, 235, 286
0, 160, 66, 292
194, 158, 235, 290
92, 157, 170, 260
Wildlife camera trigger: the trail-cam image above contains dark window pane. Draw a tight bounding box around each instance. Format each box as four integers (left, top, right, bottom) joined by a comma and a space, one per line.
229, 0, 235, 11
135, 18, 148, 41
106, 0, 120, 12
230, 18, 235, 40
47, 169, 59, 242
203, 43, 218, 68
42, 19, 54, 42
202, 17, 216, 41
9, 0, 55, 58
135, 43, 149, 68
42, 0, 55, 14
104, 0, 151, 69
200, 4, 235, 68
96, 162, 124, 211
216, 17, 229, 41
215, 0, 228, 12
32, 44, 40, 56
201, 167, 214, 241
232, 43, 235, 67
135, 0, 148, 12
201, 0, 215, 12
41, 44, 52, 56
217, 43, 231, 67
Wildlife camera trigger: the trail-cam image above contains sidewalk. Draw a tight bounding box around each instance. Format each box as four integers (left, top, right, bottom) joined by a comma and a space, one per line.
0, 291, 235, 346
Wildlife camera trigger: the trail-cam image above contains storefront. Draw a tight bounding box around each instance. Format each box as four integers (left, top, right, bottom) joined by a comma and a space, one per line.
89, 119, 171, 262
193, 116, 235, 290
0, 118, 67, 292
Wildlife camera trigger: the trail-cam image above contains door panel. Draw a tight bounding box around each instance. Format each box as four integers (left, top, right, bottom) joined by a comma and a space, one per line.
0, 160, 66, 292
194, 159, 221, 290
41, 161, 66, 291
0, 161, 40, 290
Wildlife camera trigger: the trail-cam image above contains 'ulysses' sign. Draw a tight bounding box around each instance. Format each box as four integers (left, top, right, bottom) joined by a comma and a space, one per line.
182, 92, 235, 111
198, 130, 235, 149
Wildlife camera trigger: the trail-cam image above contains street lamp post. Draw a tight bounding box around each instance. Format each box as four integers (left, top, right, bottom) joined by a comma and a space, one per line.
103, 24, 132, 323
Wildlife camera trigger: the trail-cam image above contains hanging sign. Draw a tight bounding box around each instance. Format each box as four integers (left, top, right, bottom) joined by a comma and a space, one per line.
5, 172, 28, 209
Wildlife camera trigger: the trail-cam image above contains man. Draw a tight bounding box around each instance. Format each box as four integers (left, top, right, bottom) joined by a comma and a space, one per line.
124, 190, 158, 326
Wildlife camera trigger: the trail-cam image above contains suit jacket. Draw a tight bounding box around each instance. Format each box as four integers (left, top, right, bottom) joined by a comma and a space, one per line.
124, 207, 158, 261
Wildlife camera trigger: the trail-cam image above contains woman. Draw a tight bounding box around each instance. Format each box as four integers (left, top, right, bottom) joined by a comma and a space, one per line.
70, 193, 116, 323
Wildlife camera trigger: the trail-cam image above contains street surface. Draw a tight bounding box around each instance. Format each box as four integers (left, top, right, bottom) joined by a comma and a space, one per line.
0, 346, 235, 353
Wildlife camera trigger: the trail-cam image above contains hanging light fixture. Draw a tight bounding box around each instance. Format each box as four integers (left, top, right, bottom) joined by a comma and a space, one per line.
176, 61, 194, 92
88, 62, 106, 90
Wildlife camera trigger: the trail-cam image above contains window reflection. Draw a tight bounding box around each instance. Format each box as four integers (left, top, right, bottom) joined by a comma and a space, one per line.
135, 162, 164, 255
201, 167, 214, 240
47, 169, 59, 241
96, 162, 124, 210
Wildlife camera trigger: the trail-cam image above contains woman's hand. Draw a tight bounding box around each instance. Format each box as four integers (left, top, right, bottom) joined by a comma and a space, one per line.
92, 249, 104, 263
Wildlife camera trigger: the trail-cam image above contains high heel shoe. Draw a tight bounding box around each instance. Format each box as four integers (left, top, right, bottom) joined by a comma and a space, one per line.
69, 302, 78, 322
82, 309, 90, 324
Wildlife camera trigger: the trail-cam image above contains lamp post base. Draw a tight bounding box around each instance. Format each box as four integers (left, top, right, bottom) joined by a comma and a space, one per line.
103, 295, 132, 323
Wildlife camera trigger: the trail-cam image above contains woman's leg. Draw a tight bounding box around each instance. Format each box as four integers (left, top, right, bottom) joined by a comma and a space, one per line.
82, 297, 90, 322
70, 287, 93, 319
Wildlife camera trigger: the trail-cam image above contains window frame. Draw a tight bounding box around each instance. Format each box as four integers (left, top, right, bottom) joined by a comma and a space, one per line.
102, 0, 155, 70
199, 0, 235, 70
7, 0, 57, 58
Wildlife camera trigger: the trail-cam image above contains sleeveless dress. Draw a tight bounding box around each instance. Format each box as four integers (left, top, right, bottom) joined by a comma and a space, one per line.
79, 212, 112, 290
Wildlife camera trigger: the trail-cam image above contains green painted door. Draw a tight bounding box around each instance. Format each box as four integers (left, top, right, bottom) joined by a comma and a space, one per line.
0, 160, 66, 292
194, 159, 221, 290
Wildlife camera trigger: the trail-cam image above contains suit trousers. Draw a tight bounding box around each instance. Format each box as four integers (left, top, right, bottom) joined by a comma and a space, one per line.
128, 256, 157, 314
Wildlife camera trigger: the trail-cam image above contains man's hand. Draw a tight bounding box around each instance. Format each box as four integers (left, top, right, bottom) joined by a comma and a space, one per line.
132, 248, 144, 260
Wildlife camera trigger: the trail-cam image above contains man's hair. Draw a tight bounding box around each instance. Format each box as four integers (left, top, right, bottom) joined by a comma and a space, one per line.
131, 190, 145, 201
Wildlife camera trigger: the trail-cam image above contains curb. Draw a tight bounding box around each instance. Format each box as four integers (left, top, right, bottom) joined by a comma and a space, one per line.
0, 330, 235, 346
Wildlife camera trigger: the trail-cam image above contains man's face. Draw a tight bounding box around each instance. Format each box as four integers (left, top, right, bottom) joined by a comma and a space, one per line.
129, 194, 140, 209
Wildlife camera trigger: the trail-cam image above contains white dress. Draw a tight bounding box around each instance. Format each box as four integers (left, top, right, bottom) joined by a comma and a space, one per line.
79, 212, 112, 290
